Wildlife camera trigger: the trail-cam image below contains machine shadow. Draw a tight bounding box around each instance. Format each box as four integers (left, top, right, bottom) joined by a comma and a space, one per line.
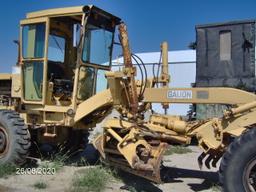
118, 171, 163, 192
162, 166, 219, 191
117, 166, 219, 192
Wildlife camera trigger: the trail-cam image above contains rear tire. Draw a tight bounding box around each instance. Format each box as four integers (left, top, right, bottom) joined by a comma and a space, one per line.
219, 128, 256, 192
0, 110, 31, 165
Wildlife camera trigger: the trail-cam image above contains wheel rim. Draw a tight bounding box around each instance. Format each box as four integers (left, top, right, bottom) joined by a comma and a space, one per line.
244, 158, 256, 192
0, 125, 8, 157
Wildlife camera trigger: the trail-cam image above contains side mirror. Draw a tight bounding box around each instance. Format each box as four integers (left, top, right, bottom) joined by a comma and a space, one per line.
13, 40, 20, 65
73, 24, 81, 47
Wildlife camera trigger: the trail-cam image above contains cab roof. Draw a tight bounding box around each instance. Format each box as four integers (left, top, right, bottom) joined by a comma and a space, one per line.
26, 5, 121, 23
26, 6, 84, 18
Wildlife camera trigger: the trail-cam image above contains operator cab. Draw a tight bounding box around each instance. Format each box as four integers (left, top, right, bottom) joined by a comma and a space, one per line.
20, 5, 120, 106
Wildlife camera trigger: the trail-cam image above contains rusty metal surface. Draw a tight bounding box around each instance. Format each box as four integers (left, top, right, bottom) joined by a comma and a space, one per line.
4, 5, 256, 189
118, 23, 138, 117
103, 142, 167, 184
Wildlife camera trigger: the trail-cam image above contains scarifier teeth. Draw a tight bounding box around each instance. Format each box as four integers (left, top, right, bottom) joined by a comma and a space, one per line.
205, 154, 214, 169
197, 152, 222, 169
198, 152, 206, 170
212, 155, 221, 168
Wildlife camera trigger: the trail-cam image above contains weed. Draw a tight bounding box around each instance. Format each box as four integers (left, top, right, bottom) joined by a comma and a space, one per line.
33, 181, 47, 189
0, 163, 16, 178
164, 145, 192, 155
71, 166, 115, 192
211, 184, 221, 192
39, 145, 71, 172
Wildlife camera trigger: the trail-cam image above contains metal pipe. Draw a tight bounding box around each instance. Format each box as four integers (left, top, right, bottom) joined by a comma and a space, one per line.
118, 23, 138, 117
161, 42, 169, 82
106, 128, 123, 142
42, 18, 50, 106
72, 13, 87, 110
161, 42, 169, 114
225, 101, 256, 117
143, 131, 189, 144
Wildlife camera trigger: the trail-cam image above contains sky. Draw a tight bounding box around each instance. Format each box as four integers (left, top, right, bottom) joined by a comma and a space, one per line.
1, 0, 256, 72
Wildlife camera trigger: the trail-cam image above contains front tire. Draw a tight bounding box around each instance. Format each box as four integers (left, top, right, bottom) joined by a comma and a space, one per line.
219, 128, 256, 192
0, 110, 31, 164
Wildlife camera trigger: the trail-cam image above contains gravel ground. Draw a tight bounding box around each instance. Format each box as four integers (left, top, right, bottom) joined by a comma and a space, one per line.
0, 146, 220, 192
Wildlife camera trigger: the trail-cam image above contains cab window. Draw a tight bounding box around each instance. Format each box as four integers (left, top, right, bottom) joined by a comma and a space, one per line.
23, 62, 43, 100
77, 66, 95, 100
82, 24, 113, 66
22, 23, 45, 58
48, 34, 65, 62
96, 69, 108, 93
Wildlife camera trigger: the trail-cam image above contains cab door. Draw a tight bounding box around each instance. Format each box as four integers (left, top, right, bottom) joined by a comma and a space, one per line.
20, 17, 49, 104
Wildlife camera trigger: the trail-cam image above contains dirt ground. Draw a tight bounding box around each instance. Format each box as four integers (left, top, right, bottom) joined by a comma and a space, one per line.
0, 146, 220, 192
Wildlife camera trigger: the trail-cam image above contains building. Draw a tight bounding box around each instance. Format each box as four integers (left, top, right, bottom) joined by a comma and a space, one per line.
112, 50, 196, 115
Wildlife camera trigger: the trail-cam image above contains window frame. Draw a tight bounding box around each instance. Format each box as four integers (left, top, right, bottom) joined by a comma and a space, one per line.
48, 33, 66, 63
77, 65, 96, 101
95, 69, 108, 94
22, 23, 46, 59
22, 61, 44, 101
81, 24, 114, 67
20, 17, 49, 104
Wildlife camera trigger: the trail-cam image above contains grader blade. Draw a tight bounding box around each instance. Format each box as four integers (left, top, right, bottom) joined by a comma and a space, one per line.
93, 134, 105, 159
107, 142, 167, 183
93, 129, 168, 183
105, 154, 164, 183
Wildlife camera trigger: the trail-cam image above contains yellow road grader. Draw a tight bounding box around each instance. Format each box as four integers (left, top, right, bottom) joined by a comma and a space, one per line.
1, 5, 256, 192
